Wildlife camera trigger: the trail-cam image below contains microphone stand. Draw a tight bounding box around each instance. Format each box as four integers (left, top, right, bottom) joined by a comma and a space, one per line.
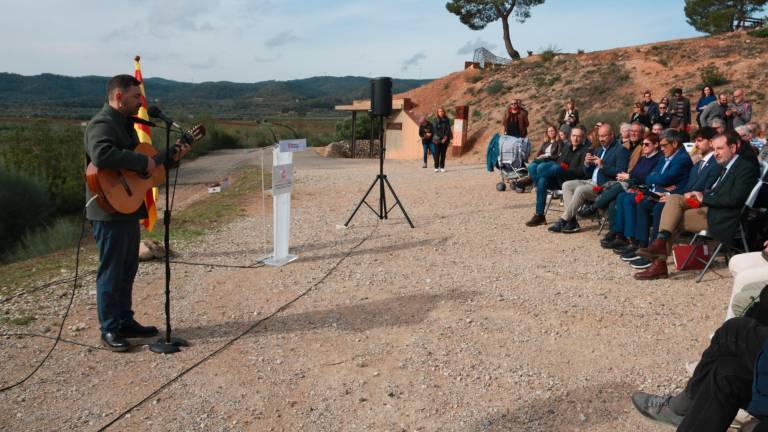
149, 120, 189, 354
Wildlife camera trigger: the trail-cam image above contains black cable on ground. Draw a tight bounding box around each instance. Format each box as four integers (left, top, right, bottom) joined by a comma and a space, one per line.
0, 213, 88, 392
98, 224, 378, 431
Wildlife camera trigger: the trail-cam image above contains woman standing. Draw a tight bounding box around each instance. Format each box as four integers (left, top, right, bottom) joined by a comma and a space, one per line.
630, 101, 651, 128
433, 106, 453, 172
558, 99, 580, 128
695, 86, 716, 127
418, 116, 435, 169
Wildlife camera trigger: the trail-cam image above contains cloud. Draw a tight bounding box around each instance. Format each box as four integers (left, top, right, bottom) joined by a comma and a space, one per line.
457, 38, 498, 55
264, 30, 300, 48
254, 53, 282, 63
401, 51, 426, 71
188, 57, 218, 70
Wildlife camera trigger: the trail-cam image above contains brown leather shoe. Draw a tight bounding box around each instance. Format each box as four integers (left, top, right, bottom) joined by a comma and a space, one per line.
634, 259, 669, 280
525, 214, 546, 227
636, 239, 668, 260
515, 176, 533, 188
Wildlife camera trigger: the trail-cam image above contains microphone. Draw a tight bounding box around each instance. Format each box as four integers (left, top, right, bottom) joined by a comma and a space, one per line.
130, 116, 157, 128
147, 106, 181, 129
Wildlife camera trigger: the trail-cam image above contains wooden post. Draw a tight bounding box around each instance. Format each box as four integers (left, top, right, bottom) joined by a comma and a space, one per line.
351, 111, 357, 158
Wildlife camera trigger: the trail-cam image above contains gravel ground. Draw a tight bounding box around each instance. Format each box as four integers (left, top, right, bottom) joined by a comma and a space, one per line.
0, 151, 734, 431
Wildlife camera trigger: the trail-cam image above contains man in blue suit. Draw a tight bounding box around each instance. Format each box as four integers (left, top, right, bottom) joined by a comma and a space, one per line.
609, 129, 693, 266
549, 123, 630, 233
622, 127, 721, 267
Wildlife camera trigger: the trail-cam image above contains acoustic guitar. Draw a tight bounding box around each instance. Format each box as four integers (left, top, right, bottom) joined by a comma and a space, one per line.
85, 124, 206, 214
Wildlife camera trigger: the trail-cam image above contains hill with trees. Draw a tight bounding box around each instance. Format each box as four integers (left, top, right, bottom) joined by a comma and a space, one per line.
0, 74, 432, 119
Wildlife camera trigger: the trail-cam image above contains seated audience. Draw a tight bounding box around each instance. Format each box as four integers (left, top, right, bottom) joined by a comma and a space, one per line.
710, 118, 726, 135
515, 125, 563, 189
652, 122, 664, 136
630, 101, 651, 128
726, 241, 768, 320
605, 129, 693, 268
524, 127, 590, 227
634, 131, 760, 279
631, 316, 768, 431
548, 123, 629, 233
651, 102, 673, 129
581, 131, 662, 223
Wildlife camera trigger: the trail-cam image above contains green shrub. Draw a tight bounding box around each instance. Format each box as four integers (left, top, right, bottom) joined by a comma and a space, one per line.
0, 169, 51, 257
471, 109, 483, 121
3, 217, 82, 263
0, 120, 84, 215
699, 65, 729, 87
335, 114, 373, 140
748, 27, 768, 38
577, 49, 585, 55
538, 45, 562, 62
485, 80, 504, 96
580, 110, 629, 135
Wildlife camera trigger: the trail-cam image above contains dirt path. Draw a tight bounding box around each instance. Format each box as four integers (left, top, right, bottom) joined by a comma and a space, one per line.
0, 152, 733, 431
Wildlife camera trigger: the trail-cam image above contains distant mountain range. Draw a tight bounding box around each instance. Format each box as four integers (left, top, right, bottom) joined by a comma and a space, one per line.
0, 73, 432, 119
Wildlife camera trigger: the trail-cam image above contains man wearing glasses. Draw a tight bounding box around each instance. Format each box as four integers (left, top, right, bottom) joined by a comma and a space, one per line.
726, 89, 752, 129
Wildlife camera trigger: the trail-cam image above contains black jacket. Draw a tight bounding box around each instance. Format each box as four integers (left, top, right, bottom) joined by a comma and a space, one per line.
85, 104, 149, 222
433, 116, 452, 145
702, 156, 760, 243
418, 122, 434, 145
556, 141, 590, 183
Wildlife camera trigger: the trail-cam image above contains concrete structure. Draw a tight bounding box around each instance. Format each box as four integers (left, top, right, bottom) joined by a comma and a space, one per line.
336, 99, 471, 160
336, 98, 421, 160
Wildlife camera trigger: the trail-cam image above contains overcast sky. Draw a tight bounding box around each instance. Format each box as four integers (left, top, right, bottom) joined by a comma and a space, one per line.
0, 0, 714, 83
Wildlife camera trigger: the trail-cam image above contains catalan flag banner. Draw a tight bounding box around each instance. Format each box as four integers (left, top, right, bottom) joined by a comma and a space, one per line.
133, 55, 158, 232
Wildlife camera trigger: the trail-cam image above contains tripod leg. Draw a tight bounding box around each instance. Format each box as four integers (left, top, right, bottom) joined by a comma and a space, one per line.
379, 175, 388, 220
344, 176, 380, 226
383, 176, 415, 228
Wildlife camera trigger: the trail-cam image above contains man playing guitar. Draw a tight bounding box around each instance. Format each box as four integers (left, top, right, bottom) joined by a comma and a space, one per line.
85, 74, 190, 351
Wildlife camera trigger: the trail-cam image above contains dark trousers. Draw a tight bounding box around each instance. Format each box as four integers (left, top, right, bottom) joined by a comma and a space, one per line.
434, 143, 449, 168
92, 220, 140, 333
534, 163, 564, 215
675, 317, 768, 432
422, 142, 435, 164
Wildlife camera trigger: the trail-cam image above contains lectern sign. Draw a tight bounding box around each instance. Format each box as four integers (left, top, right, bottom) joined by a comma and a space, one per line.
278, 138, 307, 153
272, 163, 293, 195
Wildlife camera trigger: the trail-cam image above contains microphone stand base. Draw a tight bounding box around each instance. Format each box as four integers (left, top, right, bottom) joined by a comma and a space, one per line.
149, 336, 189, 354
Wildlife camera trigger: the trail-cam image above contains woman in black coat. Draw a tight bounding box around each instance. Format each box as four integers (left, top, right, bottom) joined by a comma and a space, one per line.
433, 106, 452, 172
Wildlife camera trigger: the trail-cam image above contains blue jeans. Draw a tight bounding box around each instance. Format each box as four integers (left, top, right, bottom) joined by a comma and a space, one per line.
610, 191, 637, 236
534, 163, 564, 215
527, 160, 555, 183
422, 142, 435, 164
633, 198, 658, 247
92, 220, 140, 333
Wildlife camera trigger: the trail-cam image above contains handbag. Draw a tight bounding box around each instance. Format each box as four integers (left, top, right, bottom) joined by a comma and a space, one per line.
672, 243, 711, 271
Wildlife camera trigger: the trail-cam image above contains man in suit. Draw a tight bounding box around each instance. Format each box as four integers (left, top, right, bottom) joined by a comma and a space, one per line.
548, 123, 630, 233
606, 129, 692, 264
634, 131, 760, 280
86, 75, 190, 351
619, 128, 719, 266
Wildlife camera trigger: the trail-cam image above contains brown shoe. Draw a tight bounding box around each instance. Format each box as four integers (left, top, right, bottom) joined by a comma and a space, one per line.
636, 239, 668, 260
515, 176, 533, 188
634, 259, 669, 280
525, 214, 546, 227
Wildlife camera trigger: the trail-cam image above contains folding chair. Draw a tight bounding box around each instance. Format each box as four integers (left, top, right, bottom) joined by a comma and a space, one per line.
681, 177, 767, 282
544, 189, 563, 215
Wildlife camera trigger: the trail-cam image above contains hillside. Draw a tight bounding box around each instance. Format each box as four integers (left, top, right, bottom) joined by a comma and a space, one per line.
0, 74, 431, 119
397, 31, 768, 159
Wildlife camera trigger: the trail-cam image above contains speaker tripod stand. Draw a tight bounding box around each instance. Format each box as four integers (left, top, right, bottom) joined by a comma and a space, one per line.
344, 115, 414, 228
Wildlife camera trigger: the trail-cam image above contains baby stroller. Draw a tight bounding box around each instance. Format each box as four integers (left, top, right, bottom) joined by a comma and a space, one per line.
495, 135, 531, 191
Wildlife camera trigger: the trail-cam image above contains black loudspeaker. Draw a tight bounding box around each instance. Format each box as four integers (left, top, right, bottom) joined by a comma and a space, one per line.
370, 77, 392, 117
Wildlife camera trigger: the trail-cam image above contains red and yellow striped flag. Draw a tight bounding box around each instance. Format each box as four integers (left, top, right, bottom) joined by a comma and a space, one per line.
133, 55, 158, 232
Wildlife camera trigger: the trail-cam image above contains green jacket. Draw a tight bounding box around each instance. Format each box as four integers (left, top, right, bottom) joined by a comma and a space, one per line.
702, 156, 759, 243
84, 104, 149, 221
